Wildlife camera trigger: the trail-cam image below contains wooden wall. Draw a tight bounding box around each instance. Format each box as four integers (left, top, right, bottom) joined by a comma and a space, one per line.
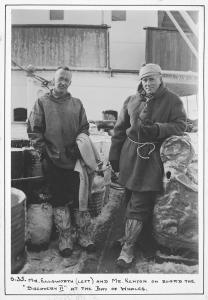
144, 27, 197, 72
12, 25, 109, 70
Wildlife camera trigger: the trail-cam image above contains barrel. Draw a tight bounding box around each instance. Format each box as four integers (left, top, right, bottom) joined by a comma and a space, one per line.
26, 202, 53, 250
11, 187, 26, 273
109, 182, 126, 202
11, 148, 24, 179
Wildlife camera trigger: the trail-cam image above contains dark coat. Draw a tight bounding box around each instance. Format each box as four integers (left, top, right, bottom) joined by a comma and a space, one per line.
27, 91, 89, 169
109, 83, 187, 192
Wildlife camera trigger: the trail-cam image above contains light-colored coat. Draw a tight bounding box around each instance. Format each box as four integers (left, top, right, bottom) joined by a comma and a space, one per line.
75, 133, 101, 211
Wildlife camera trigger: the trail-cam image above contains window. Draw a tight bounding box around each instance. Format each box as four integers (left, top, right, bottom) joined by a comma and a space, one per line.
50, 10, 64, 20
111, 10, 126, 21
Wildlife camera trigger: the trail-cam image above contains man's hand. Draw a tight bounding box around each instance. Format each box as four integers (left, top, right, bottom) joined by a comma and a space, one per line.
140, 119, 159, 139
65, 144, 81, 160
110, 160, 119, 173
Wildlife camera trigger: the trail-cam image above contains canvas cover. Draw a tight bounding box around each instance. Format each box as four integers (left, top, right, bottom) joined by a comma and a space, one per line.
153, 135, 198, 252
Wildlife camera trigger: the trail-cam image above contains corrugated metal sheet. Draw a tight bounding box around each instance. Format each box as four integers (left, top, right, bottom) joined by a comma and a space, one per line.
12, 25, 108, 69
145, 27, 197, 72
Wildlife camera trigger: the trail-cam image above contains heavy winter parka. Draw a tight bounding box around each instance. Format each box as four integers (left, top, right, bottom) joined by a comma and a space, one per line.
109, 83, 187, 192
27, 91, 89, 169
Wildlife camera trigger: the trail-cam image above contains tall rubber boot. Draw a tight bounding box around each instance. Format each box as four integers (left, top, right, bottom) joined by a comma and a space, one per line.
53, 206, 74, 258
117, 219, 143, 269
73, 210, 96, 253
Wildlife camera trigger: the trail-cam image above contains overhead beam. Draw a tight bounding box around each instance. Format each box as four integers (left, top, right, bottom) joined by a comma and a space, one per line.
178, 11, 198, 37
166, 11, 198, 58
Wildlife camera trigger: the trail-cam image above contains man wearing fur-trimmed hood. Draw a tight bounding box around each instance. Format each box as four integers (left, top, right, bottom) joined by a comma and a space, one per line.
109, 63, 187, 268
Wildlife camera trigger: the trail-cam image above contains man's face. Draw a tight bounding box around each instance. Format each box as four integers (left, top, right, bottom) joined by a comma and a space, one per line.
54, 69, 72, 95
141, 74, 162, 95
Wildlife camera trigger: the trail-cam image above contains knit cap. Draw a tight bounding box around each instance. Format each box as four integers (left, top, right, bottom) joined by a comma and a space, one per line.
139, 63, 162, 80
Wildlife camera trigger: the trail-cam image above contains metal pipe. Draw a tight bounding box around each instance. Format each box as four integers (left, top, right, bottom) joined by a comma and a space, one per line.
107, 30, 110, 70
12, 176, 44, 182
12, 60, 51, 89
186, 96, 189, 117
101, 10, 104, 25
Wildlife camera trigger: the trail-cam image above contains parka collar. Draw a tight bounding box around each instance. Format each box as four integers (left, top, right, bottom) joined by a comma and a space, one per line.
137, 81, 167, 101
49, 89, 72, 103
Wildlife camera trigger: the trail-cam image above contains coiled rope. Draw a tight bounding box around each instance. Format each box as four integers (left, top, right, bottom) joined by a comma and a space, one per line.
128, 136, 157, 160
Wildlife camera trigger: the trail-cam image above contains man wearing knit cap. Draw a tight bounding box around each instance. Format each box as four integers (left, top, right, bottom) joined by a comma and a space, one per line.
109, 63, 187, 269
27, 66, 96, 258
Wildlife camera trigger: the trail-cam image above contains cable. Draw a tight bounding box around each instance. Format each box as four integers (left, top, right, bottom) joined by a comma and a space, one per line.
12, 60, 51, 90
128, 136, 157, 160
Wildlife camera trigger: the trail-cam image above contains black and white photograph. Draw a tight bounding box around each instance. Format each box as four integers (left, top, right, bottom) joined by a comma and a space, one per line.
1, 0, 207, 298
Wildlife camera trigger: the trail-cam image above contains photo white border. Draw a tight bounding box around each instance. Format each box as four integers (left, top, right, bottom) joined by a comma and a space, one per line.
1, 0, 207, 299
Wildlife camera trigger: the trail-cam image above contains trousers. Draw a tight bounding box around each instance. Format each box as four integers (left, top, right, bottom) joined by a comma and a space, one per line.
125, 190, 157, 222
42, 155, 80, 208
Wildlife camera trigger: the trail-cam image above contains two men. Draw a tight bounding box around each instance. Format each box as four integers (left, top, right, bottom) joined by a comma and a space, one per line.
27, 66, 95, 257
109, 63, 187, 268
28, 63, 187, 266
